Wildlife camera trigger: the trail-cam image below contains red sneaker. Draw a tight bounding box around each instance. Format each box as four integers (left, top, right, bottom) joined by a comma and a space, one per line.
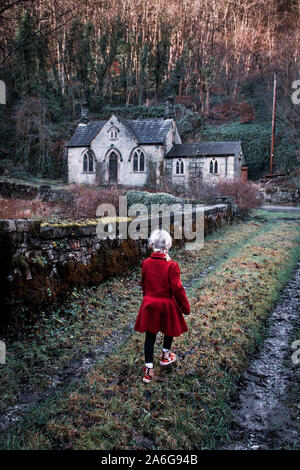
143, 367, 154, 383
160, 351, 177, 366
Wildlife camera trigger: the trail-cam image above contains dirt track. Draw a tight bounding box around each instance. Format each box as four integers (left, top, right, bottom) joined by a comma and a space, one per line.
225, 260, 300, 450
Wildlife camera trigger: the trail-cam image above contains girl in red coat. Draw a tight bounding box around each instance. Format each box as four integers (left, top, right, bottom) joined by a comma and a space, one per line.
134, 229, 190, 383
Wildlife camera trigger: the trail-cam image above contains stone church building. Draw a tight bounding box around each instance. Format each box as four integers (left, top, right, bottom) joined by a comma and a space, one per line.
66, 102, 245, 187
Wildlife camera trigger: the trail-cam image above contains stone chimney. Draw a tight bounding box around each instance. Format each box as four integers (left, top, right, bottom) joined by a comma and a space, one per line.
81, 101, 89, 124
164, 96, 175, 120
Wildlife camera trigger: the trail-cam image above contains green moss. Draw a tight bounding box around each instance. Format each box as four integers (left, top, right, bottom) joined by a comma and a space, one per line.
31, 256, 47, 269
40, 219, 98, 228
12, 255, 29, 272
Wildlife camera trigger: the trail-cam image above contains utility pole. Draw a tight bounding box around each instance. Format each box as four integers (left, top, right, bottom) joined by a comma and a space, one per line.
270, 73, 277, 175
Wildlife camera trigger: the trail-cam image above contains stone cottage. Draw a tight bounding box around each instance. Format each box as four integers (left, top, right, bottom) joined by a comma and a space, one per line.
66, 102, 245, 187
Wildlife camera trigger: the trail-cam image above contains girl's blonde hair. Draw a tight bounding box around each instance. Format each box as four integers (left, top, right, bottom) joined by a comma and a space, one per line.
148, 229, 172, 252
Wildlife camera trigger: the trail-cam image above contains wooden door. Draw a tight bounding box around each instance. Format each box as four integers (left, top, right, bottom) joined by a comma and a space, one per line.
109, 152, 118, 183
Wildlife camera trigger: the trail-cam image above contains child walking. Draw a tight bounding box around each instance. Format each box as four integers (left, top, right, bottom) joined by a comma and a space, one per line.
134, 229, 190, 383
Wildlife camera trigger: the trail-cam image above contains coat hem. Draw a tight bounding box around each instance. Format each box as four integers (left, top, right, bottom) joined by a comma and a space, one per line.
134, 326, 188, 337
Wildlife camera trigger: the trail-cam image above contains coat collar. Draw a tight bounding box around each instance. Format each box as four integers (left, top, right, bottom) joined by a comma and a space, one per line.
150, 252, 167, 259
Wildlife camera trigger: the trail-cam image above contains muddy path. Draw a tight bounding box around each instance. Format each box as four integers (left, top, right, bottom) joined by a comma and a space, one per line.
225, 260, 300, 450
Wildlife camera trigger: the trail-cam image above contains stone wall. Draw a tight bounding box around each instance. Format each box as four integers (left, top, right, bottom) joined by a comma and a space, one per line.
0, 203, 234, 328
260, 186, 300, 205
0, 179, 73, 204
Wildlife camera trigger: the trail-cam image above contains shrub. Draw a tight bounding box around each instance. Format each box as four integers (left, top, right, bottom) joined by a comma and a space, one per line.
274, 134, 299, 175
125, 190, 183, 211
175, 106, 205, 140
216, 178, 263, 214
167, 176, 263, 215
61, 185, 120, 219
182, 176, 219, 203
0, 196, 56, 219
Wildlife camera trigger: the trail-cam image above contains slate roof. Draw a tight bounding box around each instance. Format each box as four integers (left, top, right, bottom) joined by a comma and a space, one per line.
128, 118, 172, 144
66, 116, 172, 147
165, 142, 242, 158
66, 121, 106, 147
116, 115, 139, 141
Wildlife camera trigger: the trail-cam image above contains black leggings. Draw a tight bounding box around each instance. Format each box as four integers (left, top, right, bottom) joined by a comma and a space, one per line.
144, 331, 173, 364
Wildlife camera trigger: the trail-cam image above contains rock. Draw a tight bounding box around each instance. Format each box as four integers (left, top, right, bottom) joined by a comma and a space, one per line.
0, 219, 16, 232
131, 428, 154, 450
47, 250, 54, 260
13, 268, 22, 277
40, 226, 69, 239
25, 268, 32, 280
76, 225, 97, 237
15, 220, 32, 232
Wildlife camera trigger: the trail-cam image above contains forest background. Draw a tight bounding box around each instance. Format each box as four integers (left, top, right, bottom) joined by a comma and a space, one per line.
0, 0, 300, 181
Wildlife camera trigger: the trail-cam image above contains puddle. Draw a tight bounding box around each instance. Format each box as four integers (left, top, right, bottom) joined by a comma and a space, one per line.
225, 260, 300, 450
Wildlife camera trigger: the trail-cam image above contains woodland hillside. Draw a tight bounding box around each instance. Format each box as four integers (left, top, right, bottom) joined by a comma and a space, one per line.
0, 0, 300, 180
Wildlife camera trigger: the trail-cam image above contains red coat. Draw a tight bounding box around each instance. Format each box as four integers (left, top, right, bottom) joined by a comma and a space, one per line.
134, 252, 190, 337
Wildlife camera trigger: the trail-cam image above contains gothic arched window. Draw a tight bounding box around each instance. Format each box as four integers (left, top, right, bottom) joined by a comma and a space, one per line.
214, 160, 218, 174
209, 160, 214, 174
83, 150, 95, 173
132, 148, 145, 172
176, 159, 184, 174
109, 126, 119, 140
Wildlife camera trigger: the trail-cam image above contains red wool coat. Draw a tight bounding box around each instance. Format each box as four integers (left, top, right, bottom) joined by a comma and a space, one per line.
134, 252, 190, 337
